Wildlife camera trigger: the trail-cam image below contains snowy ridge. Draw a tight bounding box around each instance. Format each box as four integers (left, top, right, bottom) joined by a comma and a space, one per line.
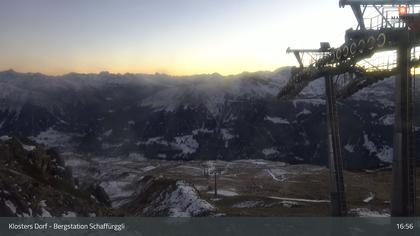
140, 68, 291, 116
0, 68, 292, 129
0, 68, 405, 117
143, 181, 215, 217
1, 68, 416, 168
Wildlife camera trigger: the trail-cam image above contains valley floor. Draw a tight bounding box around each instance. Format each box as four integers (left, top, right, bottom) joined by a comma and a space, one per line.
64, 154, 420, 216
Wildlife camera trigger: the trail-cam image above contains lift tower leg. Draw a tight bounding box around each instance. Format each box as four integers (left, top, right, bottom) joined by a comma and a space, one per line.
391, 32, 416, 216
325, 75, 347, 216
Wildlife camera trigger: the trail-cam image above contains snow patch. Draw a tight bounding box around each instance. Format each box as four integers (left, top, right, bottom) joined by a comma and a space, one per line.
292, 98, 325, 107
41, 208, 52, 217
0, 135, 11, 141
192, 128, 214, 135
220, 129, 235, 148
127, 153, 146, 161
344, 144, 355, 153
103, 129, 113, 137
172, 135, 199, 155
5, 200, 17, 214
363, 192, 375, 203
209, 189, 238, 197
296, 109, 312, 117
268, 196, 330, 203
267, 169, 282, 181
379, 114, 394, 126
62, 211, 77, 217
266, 169, 286, 182
220, 129, 235, 140
137, 137, 168, 146
363, 134, 376, 155
377, 146, 393, 163
30, 128, 74, 148
39, 200, 47, 207
363, 134, 393, 163
264, 116, 290, 124
262, 148, 279, 156
142, 166, 156, 172
281, 201, 303, 208
349, 208, 390, 217
22, 144, 35, 151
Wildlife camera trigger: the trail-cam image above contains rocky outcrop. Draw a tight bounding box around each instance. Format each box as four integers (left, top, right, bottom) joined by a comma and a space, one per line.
0, 138, 215, 217
0, 136, 113, 217
122, 176, 215, 217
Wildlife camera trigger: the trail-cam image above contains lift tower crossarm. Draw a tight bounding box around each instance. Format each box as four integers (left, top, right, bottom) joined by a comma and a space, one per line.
339, 0, 420, 7
286, 48, 327, 53
286, 49, 327, 68
286, 43, 331, 68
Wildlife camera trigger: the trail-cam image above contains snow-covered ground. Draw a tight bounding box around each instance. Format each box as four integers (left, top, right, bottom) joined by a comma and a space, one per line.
61, 154, 400, 217
63, 155, 320, 206
208, 189, 239, 197
267, 196, 330, 203
349, 208, 390, 217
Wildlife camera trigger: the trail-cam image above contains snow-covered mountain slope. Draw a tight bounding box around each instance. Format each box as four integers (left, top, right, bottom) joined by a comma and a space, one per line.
122, 176, 215, 217
0, 69, 290, 116
141, 69, 290, 116
0, 68, 418, 169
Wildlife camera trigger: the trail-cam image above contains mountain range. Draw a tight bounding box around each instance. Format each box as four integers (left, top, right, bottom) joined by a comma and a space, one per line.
0, 68, 419, 170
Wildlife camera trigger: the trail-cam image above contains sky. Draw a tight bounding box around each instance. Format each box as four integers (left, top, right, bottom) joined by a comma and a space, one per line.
0, 0, 356, 75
